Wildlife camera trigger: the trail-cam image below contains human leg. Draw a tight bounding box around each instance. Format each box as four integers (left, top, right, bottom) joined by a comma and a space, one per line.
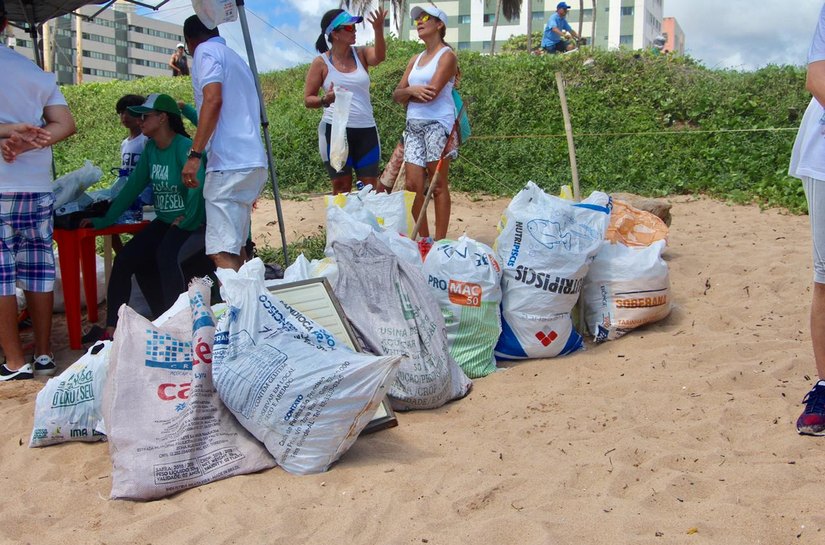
154, 224, 197, 314
427, 158, 452, 240
204, 168, 266, 272
797, 177, 825, 434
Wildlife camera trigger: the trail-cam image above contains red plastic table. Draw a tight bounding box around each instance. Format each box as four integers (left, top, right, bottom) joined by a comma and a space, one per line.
53, 222, 148, 350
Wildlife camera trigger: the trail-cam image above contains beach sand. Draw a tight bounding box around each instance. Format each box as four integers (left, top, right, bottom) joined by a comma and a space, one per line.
1, 194, 822, 545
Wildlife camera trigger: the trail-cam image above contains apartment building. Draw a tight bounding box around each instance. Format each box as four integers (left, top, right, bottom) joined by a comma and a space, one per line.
4, 1, 184, 84
662, 16, 685, 54
390, 0, 665, 53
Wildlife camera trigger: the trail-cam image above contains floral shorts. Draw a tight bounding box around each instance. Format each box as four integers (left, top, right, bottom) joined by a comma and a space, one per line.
403, 119, 458, 167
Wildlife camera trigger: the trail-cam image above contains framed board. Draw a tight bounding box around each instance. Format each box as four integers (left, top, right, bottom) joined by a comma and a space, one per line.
267, 277, 398, 434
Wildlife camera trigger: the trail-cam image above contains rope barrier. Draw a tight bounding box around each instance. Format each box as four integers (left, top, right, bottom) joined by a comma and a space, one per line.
467, 126, 799, 141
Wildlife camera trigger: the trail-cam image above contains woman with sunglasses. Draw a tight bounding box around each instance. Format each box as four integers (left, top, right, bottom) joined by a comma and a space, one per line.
392, 5, 458, 241
81, 93, 206, 341
304, 7, 388, 195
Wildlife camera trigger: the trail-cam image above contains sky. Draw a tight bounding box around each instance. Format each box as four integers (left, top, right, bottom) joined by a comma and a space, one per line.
140, 0, 824, 73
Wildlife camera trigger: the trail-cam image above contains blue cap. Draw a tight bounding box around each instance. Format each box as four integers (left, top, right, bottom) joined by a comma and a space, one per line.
557, 2, 572, 9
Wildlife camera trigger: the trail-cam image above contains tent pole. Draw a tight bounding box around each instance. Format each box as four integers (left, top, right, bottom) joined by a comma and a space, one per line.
234, 0, 289, 265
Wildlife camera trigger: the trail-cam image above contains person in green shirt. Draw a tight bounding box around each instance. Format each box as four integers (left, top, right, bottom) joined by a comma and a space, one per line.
82, 93, 206, 340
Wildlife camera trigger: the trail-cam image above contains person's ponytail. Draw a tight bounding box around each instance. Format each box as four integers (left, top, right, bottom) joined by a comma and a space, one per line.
167, 113, 190, 139
316, 32, 329, 53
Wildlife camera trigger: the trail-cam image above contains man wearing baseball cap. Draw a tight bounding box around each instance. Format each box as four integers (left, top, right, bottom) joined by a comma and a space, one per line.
169, 43, 189, 77
0, 0, 77, 380
541, 2, 580, 54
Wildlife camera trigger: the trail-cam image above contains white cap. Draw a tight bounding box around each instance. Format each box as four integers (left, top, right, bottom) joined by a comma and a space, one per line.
411, 5, 448, 26
176, 43, 185, 49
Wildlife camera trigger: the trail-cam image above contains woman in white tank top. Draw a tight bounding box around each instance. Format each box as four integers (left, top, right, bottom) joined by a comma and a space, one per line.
392, 5, 458, 241
304, 8, 388, 195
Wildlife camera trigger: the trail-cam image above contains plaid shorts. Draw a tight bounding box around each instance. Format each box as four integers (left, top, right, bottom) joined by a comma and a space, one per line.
0, 192, 56, 296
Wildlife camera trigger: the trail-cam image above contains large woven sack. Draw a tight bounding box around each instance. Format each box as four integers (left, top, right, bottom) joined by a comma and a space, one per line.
103, 279, 275, 500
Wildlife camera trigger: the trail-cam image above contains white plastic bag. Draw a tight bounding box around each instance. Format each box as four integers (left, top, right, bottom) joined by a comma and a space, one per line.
192, 0, 238, 29
494, 182, 611, 360
326, 186, 417, 237
213, 259, 401, 475
582, 240, 671, 341
52, 248, 106, 313
30, 341, 111, 447
281, 253, 339, 285
422, 236, 503, 378
329, 87, 353, 172
53, 160, 103, 209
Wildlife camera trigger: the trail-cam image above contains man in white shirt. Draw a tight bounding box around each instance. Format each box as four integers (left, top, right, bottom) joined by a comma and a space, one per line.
181, 15, 267, 271
0, 0, 76, 380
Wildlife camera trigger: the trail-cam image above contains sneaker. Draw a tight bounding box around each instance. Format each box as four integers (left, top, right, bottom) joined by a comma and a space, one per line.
81, 325, 112, 345
0, 362, 34, 381
797, 382, 825, 436
32, 354, 56, 376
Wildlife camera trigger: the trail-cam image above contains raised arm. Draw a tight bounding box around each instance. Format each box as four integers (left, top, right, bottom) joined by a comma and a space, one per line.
361, 8, 388, 67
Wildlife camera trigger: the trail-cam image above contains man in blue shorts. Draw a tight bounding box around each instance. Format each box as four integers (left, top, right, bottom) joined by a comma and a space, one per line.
0, 0, 76, 380
542, 2, 580, 54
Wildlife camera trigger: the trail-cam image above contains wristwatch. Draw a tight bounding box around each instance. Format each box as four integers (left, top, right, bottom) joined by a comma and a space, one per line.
188, 149, 203, 160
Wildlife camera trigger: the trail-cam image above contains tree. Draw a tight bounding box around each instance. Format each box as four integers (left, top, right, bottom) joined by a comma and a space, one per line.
489, 0, 522, 55
525, 0, 533, 52
591, 0, 597, 49
340, 0, 407, 38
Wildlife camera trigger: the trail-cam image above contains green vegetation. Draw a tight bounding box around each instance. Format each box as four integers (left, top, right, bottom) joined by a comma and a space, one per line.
56, 38, 810, 212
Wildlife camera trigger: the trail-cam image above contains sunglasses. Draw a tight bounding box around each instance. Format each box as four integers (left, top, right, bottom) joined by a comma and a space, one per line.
140, 112, 159, 121
335, 24, 356, 32
415, 13, 432, 24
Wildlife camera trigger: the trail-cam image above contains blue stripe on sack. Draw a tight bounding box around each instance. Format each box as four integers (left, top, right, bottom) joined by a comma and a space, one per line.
494, 316, 528, 359
192, 315, 214, 331
572, 203, 611, 214
145, 359, 193, 371
353, 145, 380, 169
558, 328, 584, 356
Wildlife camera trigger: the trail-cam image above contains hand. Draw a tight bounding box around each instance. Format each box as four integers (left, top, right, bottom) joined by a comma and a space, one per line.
171, 215, 184, 227
10, 123, 51, 147
322, 84, 336, 107
408, 84, 437, 103
367, 7, 388, 34
79, 218, 93, 228
1, 133, 38, 163
182, 158, 200, 188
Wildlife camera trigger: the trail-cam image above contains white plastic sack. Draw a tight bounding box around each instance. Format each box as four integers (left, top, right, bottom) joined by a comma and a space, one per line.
213, 259, 401, 475
329, 87, 353, 172
494, 182, 611, 360
325, 205, 421, 266
325, 186, 417, 237
582, 240, 671, 341
192, 0, 238, 29
53, 160, 103, 209
333, 235, 472, 410
30, 341, 111, 447
103, 279, 275, 500
281, 253, 339, 285
52, 248, 106, 313
422, 236, 503, 378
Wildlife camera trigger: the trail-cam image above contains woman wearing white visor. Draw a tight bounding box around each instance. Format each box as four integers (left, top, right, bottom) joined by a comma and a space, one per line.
392, 4, 458, 240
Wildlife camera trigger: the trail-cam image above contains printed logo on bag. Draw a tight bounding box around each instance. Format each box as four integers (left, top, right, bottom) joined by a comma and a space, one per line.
157, 382, 191, 401
484, 252, 501, 273
527, 219, 572, 251
448, 280, 482, 307
50, 367, 95, 408
145, 330, 193, 370
437, 244, 469, 259
614, 294, 668, 308
514, 265, 583, 295
506, 221, 524, 267
535, 330, 558, 347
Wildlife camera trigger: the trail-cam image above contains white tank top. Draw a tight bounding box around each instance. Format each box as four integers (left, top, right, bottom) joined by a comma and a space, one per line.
406, 46, 455, 133
320, 47, 376, 129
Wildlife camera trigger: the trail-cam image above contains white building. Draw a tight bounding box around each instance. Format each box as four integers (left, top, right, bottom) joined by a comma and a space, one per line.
5, 1, 185, 84
390, 0, 664, 53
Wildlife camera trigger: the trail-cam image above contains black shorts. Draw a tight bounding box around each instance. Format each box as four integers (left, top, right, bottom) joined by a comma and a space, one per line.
543, 41, 570, 54
319, 122, 381, 179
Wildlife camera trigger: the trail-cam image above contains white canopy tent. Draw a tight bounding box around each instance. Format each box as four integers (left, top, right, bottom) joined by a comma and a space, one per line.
4, 0, 289, 263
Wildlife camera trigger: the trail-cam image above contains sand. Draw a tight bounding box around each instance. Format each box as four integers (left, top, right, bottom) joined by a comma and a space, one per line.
1, 194, 822, 545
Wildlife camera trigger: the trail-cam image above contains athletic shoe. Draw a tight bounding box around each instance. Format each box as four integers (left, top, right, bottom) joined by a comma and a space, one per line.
32, 354, 56, 376
797, 382, 825, 436
81, 325, 112, 345
0, 362, 34, 381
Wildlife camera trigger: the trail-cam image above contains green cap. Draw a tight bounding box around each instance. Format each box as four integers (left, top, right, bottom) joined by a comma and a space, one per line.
127, 93, 181, 116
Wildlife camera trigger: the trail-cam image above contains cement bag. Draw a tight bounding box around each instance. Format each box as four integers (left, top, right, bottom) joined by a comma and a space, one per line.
53, 160, 103, 209
494, 182, 611, 360
606, 199, 669, 247
52, 248, 106, 312
333, 234, 472, 410
325, 205, 420, 267
30, 341, 111, 447
422, 236, 502, 379
329, 87, 353, 172
213, 259, 401, 475
582, 240, 671, 342
103, 279, 275, 500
